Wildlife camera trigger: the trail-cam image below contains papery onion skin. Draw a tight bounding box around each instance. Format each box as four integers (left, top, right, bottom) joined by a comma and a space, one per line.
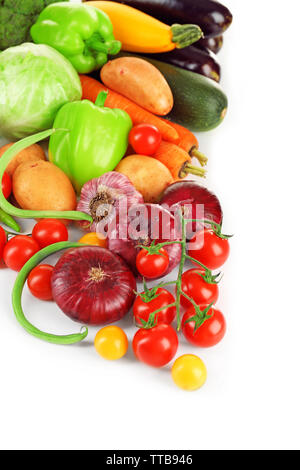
77, 172, 144, 233
51, 246, 136, 325
160, 181, 223, 239
108, 204, 182, 279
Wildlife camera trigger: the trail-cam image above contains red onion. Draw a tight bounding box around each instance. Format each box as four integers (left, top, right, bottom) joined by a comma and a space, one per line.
108, 204, 182, 279
160, 181, 223, 239
77, 172, 144, 233
51, 246, 136, 325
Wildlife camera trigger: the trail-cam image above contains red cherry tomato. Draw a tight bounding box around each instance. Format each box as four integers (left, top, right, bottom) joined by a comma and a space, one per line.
133, 288, 176, 326
2, 172, 12, 199
3, 236, 40, 272
32, 219, 68, 249
182, 305, 226, 347
27, 264, 54, 301
189, 229, 230, 270
129, 124, 162, 156
136, 247, 169, 279
133, 324, 178, 367
180, 268, 219, 309
0, 226, 7, 260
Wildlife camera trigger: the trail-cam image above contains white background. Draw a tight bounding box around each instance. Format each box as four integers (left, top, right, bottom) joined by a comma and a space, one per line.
0, 0, 300, 450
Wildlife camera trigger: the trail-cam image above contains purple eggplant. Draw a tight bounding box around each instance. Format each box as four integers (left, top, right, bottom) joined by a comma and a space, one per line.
110, 0, 233, 38
197, 35, 224, 54
143, 46, 221, 82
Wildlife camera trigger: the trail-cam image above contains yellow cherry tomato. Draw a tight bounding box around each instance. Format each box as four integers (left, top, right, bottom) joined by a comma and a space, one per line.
79, 232, 107, 248
172, 354, 207, 391
94, 326, 128, 361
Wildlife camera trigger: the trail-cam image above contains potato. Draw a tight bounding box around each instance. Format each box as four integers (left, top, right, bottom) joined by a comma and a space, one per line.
101, 57, 173, 116
13, 161, 76, 212
0, 143, 46, 176
116, 155, 173, 203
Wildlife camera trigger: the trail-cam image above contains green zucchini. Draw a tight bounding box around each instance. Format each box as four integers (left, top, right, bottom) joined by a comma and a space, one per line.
144, 57, 228, 132
116, 52, 228, 131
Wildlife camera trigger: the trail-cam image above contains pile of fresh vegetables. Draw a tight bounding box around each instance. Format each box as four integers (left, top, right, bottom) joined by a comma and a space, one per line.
0, 0, 233, 391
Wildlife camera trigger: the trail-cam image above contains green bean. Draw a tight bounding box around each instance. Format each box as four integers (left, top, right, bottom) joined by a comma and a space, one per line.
0, 208, 21, 232
0, 129, 93, 225
12, 241, 88, 344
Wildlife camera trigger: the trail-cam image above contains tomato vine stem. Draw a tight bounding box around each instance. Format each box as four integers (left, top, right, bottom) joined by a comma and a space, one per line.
136, 212, 220, 331
185, 218, 233, 239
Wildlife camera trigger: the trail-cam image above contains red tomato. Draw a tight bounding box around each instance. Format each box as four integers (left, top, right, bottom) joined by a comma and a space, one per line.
189, 229, 230, 270
129, 124, 162, 156
180, 268, 219, 309
32, 219, 68, 248
133, 288, 176, 326
0, 226, 7, 260
2, 172, 12, 199
182, 305, 226, 347
133, 324, 178, 367
3, 236, 40, 272
27, 264, 54, 301
136, 247, 169, 279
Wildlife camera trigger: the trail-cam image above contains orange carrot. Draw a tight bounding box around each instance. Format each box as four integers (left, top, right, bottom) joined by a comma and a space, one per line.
152, 141, 206, 180
80, 75, 179, 144
161, 119, 208, 166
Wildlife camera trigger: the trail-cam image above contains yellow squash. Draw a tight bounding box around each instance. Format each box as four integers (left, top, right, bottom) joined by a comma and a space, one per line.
87, 1, 202, 53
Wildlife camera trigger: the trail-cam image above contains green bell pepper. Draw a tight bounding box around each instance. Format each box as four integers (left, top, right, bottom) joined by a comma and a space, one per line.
48, 92, 132, 194
30, 2, 121, 73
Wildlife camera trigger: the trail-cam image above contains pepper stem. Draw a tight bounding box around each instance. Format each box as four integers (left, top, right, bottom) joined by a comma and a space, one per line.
85, 33, 121, 55
171, 24, 203, 49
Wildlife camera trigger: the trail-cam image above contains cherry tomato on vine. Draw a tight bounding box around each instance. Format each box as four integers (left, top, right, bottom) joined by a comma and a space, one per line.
189, 229, 230, 270
133, 288, 176, 326
2, 171, 12, 199
172, 355, 207, 391
133, 324, 178, 367
0, 226, 7, 260
182, 305, 226, 347
136, 247, 169, 279
3, 236, 40, 272
27, 264, 54, 301
180, 268, 219, 309
32, 219, 68, 248
129, 124, 162, 156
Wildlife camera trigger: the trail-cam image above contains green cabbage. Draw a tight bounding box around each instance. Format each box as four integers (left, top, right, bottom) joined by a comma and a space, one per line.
0, 42, 82, 140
